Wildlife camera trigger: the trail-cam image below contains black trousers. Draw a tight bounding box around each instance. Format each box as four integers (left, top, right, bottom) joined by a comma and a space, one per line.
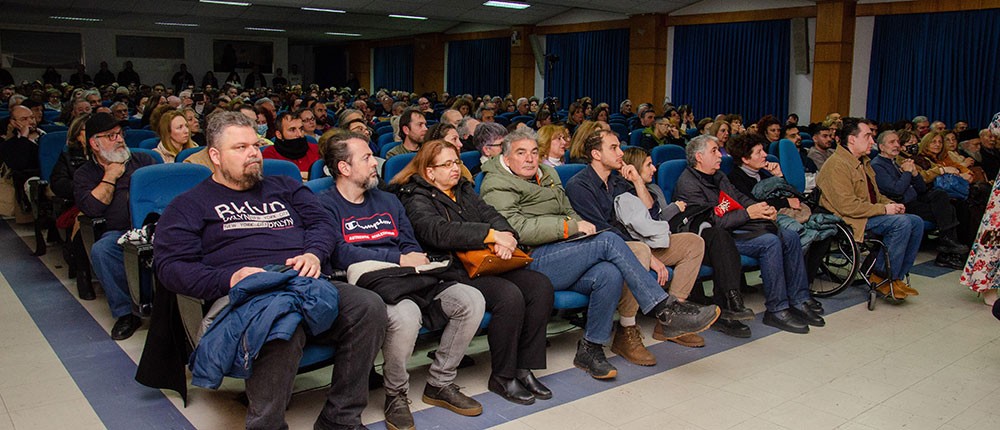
467, 268, 554, 379
906, 188, 961, 241
696, 227, 743, 308
246, 282, 387, 430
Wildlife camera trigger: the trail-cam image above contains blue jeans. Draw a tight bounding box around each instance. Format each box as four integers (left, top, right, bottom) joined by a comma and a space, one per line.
866, 214, 923, 280
734, 227, 811, 312
529, 231, 671, 344
91, 230, 133, 318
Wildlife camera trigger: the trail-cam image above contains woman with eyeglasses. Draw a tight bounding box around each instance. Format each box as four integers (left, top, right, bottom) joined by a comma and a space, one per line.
389, 139, 555, 406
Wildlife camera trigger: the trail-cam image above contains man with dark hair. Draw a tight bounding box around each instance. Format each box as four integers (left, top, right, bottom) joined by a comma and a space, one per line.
69, 64, 92, 87
155, 111, 386, 430
385, 108, 427, 159
476, 106, 495, 123
73, 113, 157, 340
782, 122, 817, 173
261, 112, 320, 179
117, 61, 141, 86
807, 126, 836, 170
416, 96, 438, 122
912, 115, 931, 138
473, 121, 507, 165
271, 67, 288, 89
171, 64, 196, 93
817, 117, 924, 300
565, 129, 709, 361
457, 116, 480, 152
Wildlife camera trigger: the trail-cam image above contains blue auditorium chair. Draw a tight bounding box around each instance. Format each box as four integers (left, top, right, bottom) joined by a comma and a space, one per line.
175, 147, 204, 164
308, 159, 327, 180
383, 152, 416, 182
139, 137, 160, 150
651, 144, 686, 166
630, 129, 644, 147
263, 159, 302, 180
130, 148, 164, 164
125, 129, 157, 148
554, 163, 586, 185
380, 141, 402, 158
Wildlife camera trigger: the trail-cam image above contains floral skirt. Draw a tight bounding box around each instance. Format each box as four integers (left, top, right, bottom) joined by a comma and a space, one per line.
961, 179, 1000, 292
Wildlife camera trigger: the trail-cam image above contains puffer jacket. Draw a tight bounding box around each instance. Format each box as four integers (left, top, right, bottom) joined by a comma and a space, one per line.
479, 156, 582, 247
190, 270, 340, 389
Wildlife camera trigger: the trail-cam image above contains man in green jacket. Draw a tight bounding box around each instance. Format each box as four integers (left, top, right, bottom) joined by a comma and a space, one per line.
480, 128, 720, 380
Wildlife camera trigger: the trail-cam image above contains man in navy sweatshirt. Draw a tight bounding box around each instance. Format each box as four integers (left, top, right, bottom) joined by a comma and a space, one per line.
318, 132, 486, 430
154, 111, 386, 430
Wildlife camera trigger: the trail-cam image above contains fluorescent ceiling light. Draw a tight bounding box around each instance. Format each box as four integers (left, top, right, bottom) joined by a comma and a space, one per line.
156, 22, 199, 27
326, 32, 361, 37
389, 14, 427, 20
245, 26, 285, 32
483, 1, 530, 10
302, 7, 346, 13
50, 16, 102, 22
200, 0, 251, 6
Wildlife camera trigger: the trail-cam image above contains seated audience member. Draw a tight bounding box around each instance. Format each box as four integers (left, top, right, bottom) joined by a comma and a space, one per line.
568, 121, 610, 164
675, 135, 825, 334
870, 130, 968, 269
565, 129, 708, 356
154, 110, 198, 163
1, 105, 42, 212
473, 121, 508, 165
817, 118, 923, 300
297, 107, 321, 140
319, 133, 486, 428
73, 113, 158, 340
976, 128, 1000, 180
457, 117, 480, 151
639, 116, 685, 150
181, 107, 206, 146
425, 122, 473, 179
913, 131, 975, 184
385, 108, 427, 159
708, 120, 731, 155
154, 111, 385, 430
390, 139, 555, 406
537, 124, 569, 167
564, 102, 584, 134
262, 111, 320, 179
807, 125, 837, 170
50, 114, 94, 299
440, 109, 463, 127
480, 128, 720, 379
782, 122, 818, 173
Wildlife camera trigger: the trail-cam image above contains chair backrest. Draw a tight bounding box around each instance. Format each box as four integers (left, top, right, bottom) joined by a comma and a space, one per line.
768, 140, 781, 157
39, 124, 68, 133
610, 122, 628, 140
305, 176, 334, 193
38, 131, 68, 182
309, 159, 327, 180
139, 137, 160, 150
129, 163, 212, 228
656, 159, 688, 202
376, 124, 394, 137
554, 163, 586, 185
720, 155, 734, 174
383, 152, 416, 183
651, 144, 686, 166
380, 141, 402, 158
766, 154, 779, 163
460, 151, 481, 173
263, 159, 302, 180
305, 134, 318, 144
377, 133, 395, 151
474, 171, 485, 194
777, 140, 806, 193
175, 146, 204, 163
130, 148, 164, 164
497, 111, 516, 120
630, 129, 644, 147
800, 139, 814, 149
494, 116, 510, 126
799, 131, 812, 140
125, 129, 157, 148
43, 110, 61, 122
686, 127, 699, 138
511, 115, 533, 125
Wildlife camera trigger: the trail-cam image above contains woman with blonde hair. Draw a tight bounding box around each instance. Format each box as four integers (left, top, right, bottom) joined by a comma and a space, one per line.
537, 124, 569, 167
568, 120, 610, 163
390, 139, 555, 405
155, 110, 198, 163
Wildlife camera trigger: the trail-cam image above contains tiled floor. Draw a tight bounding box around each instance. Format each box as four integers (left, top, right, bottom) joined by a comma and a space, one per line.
1, 217, 998, 430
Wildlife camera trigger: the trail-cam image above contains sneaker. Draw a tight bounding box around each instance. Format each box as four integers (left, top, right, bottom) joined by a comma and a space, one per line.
384, 393, 414, 430
610, 325, 656, 366
654, 300, 721, 339
652, 323, 705, 347
422, 383, 482, 416
574, 339, 617, 379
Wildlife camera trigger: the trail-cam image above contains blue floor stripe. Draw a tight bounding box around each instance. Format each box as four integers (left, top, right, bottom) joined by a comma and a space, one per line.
395, 286, 870, 429
909, 259, 957, 278
0, 222, 193, 430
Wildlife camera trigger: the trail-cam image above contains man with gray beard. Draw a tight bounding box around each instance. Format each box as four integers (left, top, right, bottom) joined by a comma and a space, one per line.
73, 112, 157, 340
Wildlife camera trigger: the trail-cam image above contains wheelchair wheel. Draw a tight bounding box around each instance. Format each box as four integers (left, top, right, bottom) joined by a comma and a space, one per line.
810, 222, 860, 298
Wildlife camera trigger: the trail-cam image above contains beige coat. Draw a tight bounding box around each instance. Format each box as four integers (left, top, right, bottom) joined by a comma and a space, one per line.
816, 146, 891, 242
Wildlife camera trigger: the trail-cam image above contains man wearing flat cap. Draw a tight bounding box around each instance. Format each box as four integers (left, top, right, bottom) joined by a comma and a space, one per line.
73, 112, 157, 340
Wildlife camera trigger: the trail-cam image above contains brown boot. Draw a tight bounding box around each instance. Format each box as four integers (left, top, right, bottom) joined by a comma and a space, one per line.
872, 274, 906, 300
653, 323, 705, 347
893, 280, 919, 296
610, 324, 656, 366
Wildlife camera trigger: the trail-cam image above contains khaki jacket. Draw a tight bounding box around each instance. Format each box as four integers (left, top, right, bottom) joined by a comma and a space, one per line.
816, 146, 891, 242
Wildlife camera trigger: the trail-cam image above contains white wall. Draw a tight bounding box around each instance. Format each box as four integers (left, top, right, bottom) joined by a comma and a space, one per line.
850, 16, 875, 118
788, 17, 816, 122
0, 23, 287, 88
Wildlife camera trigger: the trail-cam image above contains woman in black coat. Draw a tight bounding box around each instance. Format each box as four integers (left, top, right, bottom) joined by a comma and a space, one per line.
390, 139, 554, 406
50, 114, 95, 300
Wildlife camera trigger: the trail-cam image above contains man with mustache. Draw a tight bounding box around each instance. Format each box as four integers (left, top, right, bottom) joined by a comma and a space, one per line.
73, 112, 157, 340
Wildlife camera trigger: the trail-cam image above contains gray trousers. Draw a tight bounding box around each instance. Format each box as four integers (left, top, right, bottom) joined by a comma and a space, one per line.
382, 283, 485, 395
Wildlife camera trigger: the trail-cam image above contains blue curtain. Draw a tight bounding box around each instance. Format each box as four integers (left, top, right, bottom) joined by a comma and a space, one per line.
867, 9, 1000, 129
544, 29, 629, 106
447, 38, 510, 96
373, 45, 413, 91
672, 20, 789, 123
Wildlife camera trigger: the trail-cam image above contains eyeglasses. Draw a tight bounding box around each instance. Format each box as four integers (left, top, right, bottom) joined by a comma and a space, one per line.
95, 131, 124, 140
301, 117, 316, 122
430, 159, 463, 169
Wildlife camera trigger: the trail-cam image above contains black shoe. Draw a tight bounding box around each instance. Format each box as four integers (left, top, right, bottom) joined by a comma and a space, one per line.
655, 300, 721, 339
711, 318, 751, 338
384, 393, 414, 430
763, 310, 809, 334
573, 339, 617, 379
77, 273, 95, 301
804, 298, 825, 315
790, 303, 826, 327
422, 383, 482, 416
516, 369, 552, 400
935, 253, 965, 270
720, 289, 755, 321
488, 375, 534, 405
111, 314, 141, 340
936, 236, 970, 255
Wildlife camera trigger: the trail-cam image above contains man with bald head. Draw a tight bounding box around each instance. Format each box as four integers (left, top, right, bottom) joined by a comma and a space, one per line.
440, 109, 462, 127
2, 104, 43, 212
